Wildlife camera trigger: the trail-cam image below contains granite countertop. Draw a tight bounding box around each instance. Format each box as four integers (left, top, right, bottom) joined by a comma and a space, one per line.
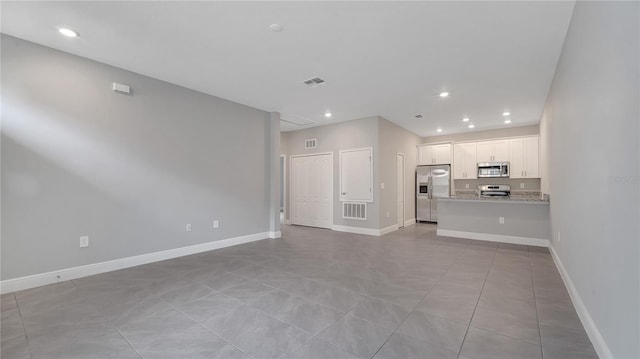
442, 191, 550, 204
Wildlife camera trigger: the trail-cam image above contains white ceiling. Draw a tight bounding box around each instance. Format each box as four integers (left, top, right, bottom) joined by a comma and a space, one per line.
1, 1, 574, 136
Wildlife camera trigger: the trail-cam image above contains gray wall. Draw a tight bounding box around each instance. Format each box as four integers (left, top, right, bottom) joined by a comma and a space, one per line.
438, 200, 550, 240
281, 117, 380, 229
1, 35, 272, 280
422, 124, 539, 144
540, 2, 639, 357
378, 117, 421, 228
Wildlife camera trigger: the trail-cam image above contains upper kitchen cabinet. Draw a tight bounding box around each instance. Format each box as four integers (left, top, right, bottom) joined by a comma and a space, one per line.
453, 143, 477, 179
509, 136, 540, 178
476, 140, 509, 162
418, 143, 451, 165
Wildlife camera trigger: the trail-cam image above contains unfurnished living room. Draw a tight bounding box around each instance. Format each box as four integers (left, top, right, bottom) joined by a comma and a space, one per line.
1, 1, 639, 359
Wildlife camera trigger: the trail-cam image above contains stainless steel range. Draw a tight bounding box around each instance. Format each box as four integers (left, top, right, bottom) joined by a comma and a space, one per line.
478, 184, 511, 198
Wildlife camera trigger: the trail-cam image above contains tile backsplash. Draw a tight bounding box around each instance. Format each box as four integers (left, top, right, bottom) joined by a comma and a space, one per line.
453, 178, 541, 193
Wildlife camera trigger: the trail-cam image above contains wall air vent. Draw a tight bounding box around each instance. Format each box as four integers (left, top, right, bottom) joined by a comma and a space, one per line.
343, 202, 367, 220
303, 77, 327, 87
304, 139, 317, 149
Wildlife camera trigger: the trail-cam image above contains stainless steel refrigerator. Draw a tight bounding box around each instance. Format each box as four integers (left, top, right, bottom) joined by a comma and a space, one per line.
416, 165, 451, 223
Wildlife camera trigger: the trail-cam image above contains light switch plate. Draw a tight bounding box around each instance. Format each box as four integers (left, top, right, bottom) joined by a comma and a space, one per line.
380, 183, 385, 189
499, 217, 505, 224
213, 220, 219, 229
186, 224, 192, 232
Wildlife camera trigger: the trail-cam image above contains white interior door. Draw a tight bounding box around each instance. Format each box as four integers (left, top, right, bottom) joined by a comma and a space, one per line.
290, 153, 333, 229
396, 154, 405, 228
340, 148, 373, 202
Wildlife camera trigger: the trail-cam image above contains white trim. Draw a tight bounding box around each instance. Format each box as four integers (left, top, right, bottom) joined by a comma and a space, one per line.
339, 147, 374, 203
379, 224, 398, 236
436, 229, 549, 247
397, 152, 405, 228
549, 246, 613, 359
0, 231, 270, 294
404, 218, 416, 227
268, 231, 282, 239
280, 154, 286, 217
331, 224, 397, 237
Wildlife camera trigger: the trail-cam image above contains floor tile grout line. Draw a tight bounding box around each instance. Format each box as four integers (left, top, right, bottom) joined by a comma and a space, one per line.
170, 304, 259, 359
369, 239, 479, 359
528, 249, 545, 359
113, 327, 144, 359
455, 242, 500, 359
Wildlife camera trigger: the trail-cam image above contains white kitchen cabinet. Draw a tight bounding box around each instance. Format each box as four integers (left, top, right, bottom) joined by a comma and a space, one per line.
476, 140, 509, 162
418, 144, 451, 165
509, 136, 539, 178
453, 143, 477, 179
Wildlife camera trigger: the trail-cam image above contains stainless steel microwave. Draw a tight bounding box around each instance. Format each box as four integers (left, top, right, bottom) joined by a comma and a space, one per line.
477, 162, 510, 178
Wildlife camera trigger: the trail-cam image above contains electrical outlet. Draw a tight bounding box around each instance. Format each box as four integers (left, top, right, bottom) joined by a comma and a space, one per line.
186, 224, 192, 232
386, 211, 390, 218
465, 183, 469, 189
79, 236, 89, 248
520, 183, 525, 189
213, 220, 219, 229
380, 182, 385, 189
557, 231, 561, 242
499, 217, 505, 224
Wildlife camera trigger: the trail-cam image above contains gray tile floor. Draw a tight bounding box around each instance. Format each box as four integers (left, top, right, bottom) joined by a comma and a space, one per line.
1, 223, 598, 359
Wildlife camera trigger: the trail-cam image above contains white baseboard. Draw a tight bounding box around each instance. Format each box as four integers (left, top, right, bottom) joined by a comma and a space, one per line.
404, 218, 416, 227
0, 231, 271, 294
331, 224, 398, 237
268, 231, 282, 239
436, 229, 550, 247
379, 224, 399, 236
549, 246, 613, 359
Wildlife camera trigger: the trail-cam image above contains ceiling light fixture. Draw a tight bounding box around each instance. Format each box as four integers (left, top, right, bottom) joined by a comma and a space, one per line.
269, 24, 283, 32
415, 114, 423, 119
439, 92, 450, 98
504, 119, 512, 124
437, 128, 443, 133
462, 117, 470, 122
58, 28, 79, 38
468, 124, 475, 129
324, 112, 332, 118
502, 111, 511, 116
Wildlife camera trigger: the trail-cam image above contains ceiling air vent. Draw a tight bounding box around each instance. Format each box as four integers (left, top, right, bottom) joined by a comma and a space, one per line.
304, 139, 317, 149
303, 77, 326, 87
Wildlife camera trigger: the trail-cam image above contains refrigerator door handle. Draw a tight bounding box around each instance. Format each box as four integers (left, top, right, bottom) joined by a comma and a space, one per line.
428, 176, 433, 199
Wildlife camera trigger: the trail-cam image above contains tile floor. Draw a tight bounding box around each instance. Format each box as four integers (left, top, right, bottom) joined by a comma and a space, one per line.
1, 224, 597, 359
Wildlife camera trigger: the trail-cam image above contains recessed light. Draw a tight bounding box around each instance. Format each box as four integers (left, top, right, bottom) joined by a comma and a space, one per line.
437, 128, 443, 133
58, 28, 79, 38
439, 92, 450, 98
462, 117, 470, 122
324, 112, 332, 118
502, 111, 511, 116
468, 124, 475, 129
269, 24, 283, 32
504, 119, 512, 124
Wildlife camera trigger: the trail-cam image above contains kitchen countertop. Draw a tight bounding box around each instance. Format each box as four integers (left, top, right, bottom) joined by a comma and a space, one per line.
441, 191, 550, 204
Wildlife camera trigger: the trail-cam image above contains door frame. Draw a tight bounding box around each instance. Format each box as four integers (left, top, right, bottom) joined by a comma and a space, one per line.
289, 152, 334, 229
280, 154, 286, 222
396, 153, 405, 228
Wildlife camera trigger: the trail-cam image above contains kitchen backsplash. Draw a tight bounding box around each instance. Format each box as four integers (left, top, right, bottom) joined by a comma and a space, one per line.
453, 178, 541, 192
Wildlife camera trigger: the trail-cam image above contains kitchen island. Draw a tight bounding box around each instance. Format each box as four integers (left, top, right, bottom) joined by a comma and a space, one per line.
437, 192, 550, 247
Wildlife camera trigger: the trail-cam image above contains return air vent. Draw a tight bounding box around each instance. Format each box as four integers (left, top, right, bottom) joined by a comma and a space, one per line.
304, 139, 317, 149
303, 77, 326, 87
343, 202, 367, 220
